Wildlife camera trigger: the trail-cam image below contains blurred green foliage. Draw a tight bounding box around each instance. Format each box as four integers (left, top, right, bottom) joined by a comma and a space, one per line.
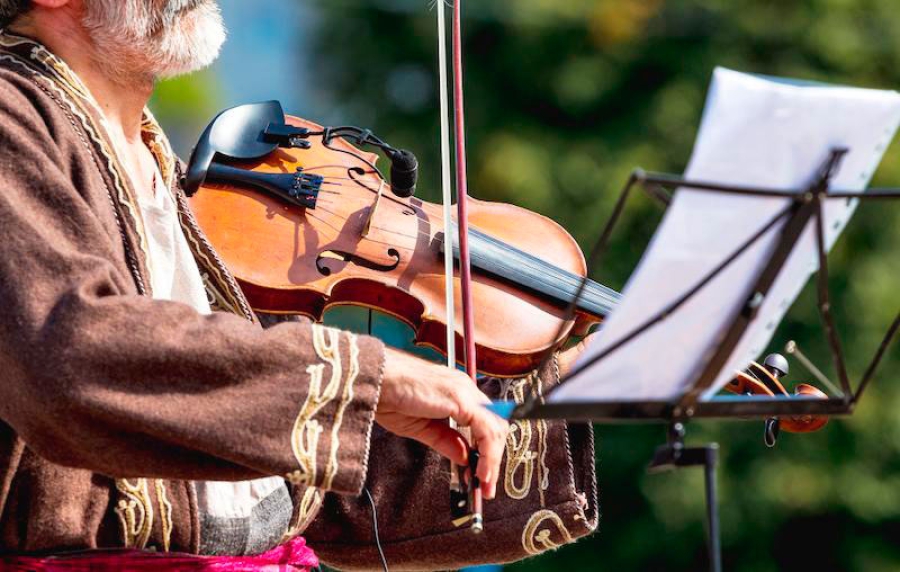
156, 1, 900, 570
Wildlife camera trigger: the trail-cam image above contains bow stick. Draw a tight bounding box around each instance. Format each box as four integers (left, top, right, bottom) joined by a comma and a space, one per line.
452, 0, 484, 533
436, 0, 483, 533
435, 0, 462, 516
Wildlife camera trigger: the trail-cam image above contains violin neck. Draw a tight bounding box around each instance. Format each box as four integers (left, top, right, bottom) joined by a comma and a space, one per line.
439, 227, 621, 320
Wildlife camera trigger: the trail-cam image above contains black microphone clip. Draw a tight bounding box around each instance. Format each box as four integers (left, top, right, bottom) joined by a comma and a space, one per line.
386, 148, 418, 198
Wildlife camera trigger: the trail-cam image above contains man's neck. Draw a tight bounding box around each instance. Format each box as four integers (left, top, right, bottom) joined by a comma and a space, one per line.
11, 8, 153, 143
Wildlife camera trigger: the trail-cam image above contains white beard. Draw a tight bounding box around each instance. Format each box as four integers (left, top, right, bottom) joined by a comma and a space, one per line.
82, 0, 226, 83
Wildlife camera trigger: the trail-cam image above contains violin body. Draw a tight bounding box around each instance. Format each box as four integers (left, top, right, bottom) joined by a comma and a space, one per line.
190, 114, 609, 376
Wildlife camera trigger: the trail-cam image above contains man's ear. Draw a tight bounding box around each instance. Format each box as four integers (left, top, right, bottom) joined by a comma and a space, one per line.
29, 0, 71, 7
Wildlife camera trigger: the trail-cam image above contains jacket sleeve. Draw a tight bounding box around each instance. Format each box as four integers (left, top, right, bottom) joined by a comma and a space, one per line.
0, 83, 384, 496
302, 357, 599, 571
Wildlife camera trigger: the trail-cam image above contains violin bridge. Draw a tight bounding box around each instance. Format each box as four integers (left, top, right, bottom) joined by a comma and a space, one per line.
361, 179, 385, 238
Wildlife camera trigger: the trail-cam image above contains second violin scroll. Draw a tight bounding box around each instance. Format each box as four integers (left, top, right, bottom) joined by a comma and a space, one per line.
725, 355, 829, 445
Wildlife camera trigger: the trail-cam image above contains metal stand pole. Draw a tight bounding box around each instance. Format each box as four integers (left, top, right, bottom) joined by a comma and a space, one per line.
648, 424, 722, 572
702, 445, 721, 572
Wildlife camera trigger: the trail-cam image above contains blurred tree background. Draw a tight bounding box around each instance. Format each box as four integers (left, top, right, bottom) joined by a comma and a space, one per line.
154, 1, 900, 570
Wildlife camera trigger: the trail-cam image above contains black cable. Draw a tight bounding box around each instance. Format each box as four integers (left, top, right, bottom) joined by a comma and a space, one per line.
321, 134, 388, 183
320, 126, 418, 197
325, 126, 392, 152
364, 486, 390, 572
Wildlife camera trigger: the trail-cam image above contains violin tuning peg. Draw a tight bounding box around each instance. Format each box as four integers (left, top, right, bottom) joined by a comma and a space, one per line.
763, 353, 789, 379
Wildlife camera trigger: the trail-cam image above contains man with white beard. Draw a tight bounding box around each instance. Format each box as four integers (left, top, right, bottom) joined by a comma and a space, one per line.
0, 0, 598, 569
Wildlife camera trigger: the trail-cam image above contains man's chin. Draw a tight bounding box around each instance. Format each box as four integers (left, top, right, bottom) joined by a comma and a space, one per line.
83, 0, 226, 84
154, 6, 226, 79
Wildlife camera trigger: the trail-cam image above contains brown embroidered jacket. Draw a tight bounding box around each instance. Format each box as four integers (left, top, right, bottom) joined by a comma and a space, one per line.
0, 30, 597, 570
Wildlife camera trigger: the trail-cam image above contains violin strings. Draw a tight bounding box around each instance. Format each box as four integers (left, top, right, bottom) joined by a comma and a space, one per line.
309, 198, 594, 287
258, 148, 611, 294
302, 164, 361, 172
273, 193, 615, 311
248, 163, 550, 265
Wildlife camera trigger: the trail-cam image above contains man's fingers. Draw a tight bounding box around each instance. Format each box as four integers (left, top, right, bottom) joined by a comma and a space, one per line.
447, 382, 491, 428
441, 381, 508, 500
378, 350, 508, 499
408, 419, 469, 466
559, 332, 598, 378
468, 410, 508, 500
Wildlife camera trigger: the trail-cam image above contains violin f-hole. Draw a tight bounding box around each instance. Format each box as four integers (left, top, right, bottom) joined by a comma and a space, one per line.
315, 248, 401, 276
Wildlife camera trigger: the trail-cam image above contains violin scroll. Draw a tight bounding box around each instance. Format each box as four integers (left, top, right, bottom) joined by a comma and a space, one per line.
780, 383, 829, 433
725, 353, 829, 444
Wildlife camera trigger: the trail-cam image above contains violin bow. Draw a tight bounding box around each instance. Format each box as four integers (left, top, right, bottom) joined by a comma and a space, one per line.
436, 0, 483, 533
435, 0, 460, 508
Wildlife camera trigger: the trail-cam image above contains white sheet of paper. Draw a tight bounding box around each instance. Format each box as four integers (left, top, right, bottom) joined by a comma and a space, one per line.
550, 67, 900, 404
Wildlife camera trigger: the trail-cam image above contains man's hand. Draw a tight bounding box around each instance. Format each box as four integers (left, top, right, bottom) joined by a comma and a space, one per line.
376, 347, 509, 499
557, 332, 598, 378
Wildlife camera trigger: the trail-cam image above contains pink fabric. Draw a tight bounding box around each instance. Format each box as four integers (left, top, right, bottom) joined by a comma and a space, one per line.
2, 537, 318, 571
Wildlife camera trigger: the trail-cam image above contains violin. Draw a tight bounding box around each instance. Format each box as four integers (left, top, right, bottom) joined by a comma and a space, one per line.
185, 102, 831, 437
185, 101, 621, 377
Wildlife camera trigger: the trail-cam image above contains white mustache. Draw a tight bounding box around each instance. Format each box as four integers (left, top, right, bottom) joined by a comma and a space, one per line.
166, 0, 204, 12
160, 0, 209, 23
166, 0, 209, 12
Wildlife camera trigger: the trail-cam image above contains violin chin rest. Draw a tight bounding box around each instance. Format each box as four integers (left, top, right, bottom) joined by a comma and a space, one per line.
780, 383, 829, 433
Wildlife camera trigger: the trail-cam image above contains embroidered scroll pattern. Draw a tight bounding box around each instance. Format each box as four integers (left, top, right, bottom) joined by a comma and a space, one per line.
141, 112, 175, 186
114, 479, 154, 550
504, 378, 535, 501
521, 509, 575, 556
286, 325, 360, 488
196, 270, 248, 318
154, 480, 174, 552
508, 367, 580, 556
504, 374, 550, 506
322, 332, 360, 490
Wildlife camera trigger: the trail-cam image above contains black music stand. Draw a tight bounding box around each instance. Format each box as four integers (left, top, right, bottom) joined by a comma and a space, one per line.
512, 149, 900, 572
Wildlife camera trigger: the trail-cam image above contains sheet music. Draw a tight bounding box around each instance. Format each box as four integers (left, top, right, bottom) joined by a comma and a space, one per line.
550, 67, 900, 404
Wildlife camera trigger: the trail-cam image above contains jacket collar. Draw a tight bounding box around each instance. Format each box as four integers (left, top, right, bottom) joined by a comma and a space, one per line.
0, 28, 255, 320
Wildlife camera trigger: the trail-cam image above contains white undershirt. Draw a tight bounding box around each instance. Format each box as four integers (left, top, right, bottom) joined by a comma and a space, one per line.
138, 166, 287, 521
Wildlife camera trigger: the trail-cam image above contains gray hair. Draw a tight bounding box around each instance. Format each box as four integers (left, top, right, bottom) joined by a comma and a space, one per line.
0, 0, 29, 24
